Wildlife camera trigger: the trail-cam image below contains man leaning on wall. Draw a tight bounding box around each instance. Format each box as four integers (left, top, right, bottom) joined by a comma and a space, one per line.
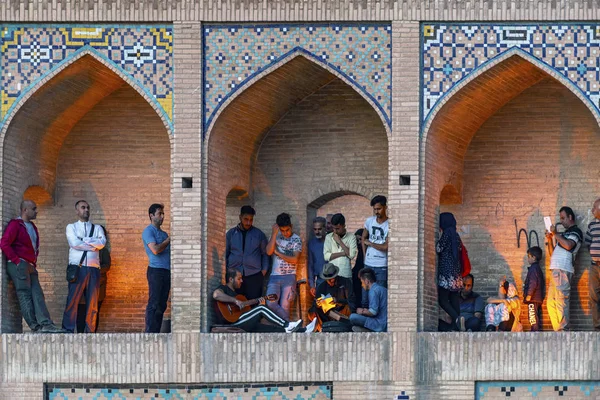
0, 200, 63, 333
62, 200, 106, 333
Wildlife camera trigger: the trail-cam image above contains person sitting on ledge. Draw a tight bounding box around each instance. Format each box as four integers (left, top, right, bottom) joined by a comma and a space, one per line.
349, 268, 387, 332
213, 268, 316, 333
438, 273, 484, 332
308, 262, 356, 331
484, 277, 522, 332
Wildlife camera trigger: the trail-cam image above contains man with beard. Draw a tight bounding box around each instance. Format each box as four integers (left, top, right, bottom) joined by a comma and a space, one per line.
438, 274, 484, 332
225, 205, 269, 300
308, 216, 327, 297
308, 263, 355, 329
62, 200, 106, 333
142, 203, 171, 333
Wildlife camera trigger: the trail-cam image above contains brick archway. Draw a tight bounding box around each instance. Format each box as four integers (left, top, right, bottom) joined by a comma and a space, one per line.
419, 50, 600, 331
0, 52, 171, 333
203, 54, 388, 331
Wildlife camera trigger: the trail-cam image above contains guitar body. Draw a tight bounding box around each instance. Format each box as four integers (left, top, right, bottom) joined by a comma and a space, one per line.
217, 293, 278, 323
217, 294, 249, 323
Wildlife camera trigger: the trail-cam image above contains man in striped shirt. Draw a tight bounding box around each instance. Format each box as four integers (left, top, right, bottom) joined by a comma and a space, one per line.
546, 206, 583, 331
585, 198, 600, 331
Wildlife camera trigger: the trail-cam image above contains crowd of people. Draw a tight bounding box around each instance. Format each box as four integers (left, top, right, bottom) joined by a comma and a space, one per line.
0, 200, 171, 334
9, 193, 600, 334
214, 195, 389, 333
437, 199, 600, 332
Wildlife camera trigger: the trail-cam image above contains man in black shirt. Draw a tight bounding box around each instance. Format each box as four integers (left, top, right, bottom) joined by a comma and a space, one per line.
213, 268, 316, 333
308, 263, 356, 327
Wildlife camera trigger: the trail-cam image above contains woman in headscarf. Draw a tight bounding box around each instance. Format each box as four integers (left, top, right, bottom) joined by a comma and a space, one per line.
437, 212, 464, 330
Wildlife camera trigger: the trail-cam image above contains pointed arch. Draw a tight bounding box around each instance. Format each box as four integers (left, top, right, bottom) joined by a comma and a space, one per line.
0, 46, 173, 140
418, 47, 600, 332
204, 50, 391, 141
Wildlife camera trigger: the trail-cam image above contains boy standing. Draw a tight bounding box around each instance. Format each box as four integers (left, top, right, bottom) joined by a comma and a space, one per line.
524, 246, 545, 331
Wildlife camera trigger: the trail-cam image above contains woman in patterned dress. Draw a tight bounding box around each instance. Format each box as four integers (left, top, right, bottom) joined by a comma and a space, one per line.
437, 212, 464, 331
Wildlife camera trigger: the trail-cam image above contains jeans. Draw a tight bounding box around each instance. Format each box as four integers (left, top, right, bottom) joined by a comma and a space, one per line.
349, 313, 386, 332
361, 266, 387, 307
547, 269, 571, 331
266, 274, 296, 321
6, 260, 53, 331
589, 263, 600, 331
145, 267, 171, 333
62, 266, 100, 333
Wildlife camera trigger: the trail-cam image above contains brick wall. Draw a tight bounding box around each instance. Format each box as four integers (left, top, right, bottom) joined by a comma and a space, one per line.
252, 78, 387, 321
205, 56, 388, 327
421, 56, 551, 331
3, 84, 170, 333
442, 78, 600, 331
316, 194, 372, 237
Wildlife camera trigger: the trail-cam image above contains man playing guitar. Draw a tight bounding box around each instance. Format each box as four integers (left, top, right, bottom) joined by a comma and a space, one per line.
213, 268, 316, 333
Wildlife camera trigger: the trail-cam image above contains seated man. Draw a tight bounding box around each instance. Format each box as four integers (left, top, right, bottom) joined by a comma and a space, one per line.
438, 273, 484, 332
349, 268, 387, 332
213, 268, 315, 333
308, 263, 356, 330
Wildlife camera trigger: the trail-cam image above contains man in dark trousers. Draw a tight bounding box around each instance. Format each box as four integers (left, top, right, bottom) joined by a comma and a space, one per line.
0, 200, 62, 332
225, 205, 269, 300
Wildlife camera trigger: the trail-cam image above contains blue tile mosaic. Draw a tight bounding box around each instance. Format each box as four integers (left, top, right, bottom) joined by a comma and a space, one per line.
46, 384, 332, 400
422, 24, 600, 124
202, 23, 392, 131
0, 25, 173, 130
476, 381, 600, 399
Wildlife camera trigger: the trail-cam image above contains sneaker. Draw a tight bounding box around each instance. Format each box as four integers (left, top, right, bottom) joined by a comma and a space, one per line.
305, 318, 317, 334
40, 324, 65, 333
351, 325, 371, 333
459, 316, 466, 332
285, 319, 302, 333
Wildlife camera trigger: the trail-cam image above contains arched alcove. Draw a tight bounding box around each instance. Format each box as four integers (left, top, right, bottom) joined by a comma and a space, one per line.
421, 53, 600, 331
1, 54, 171, 333
205, 55, 388, 330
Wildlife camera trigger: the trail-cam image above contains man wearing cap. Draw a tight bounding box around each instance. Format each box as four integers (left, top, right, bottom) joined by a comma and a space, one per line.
350, 267, 388, 332
308, 262, 356, 327
225, 205, 269, 300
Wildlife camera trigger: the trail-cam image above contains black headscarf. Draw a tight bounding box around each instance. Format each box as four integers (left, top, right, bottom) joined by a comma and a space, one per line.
439, 212, 459, 262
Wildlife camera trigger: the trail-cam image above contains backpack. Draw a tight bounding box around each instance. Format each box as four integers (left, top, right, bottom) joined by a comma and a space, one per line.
460, 240, 471, 277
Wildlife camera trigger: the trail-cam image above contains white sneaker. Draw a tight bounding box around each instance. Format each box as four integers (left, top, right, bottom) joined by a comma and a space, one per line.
285, 319, 302, 333
305, 317, 317, 334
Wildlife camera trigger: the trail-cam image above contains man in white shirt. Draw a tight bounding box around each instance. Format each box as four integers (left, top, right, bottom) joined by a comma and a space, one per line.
62, 200, 106, 333
361, 195, 389, 307
546, 206, 582, 331
323, 213, 357, 279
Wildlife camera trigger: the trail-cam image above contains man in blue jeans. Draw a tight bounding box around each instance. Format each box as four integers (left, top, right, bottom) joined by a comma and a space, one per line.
266, 213, 302, 320
350, 268, 387, 332
142, 203, 171, 333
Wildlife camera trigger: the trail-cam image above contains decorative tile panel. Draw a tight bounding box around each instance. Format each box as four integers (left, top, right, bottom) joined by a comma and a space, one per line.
0, 25, 173, 129
46, 383, 332, 400
477, 381, 600, 399
422, 24, 600, 124
203, 23, 392, 131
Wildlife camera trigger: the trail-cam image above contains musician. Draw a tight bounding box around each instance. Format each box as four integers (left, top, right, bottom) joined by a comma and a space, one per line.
213, 268, 315, 333
308, 263, 356, 327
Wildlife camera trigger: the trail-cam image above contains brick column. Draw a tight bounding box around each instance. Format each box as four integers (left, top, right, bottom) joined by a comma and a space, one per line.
170, 22, 203, 333
388, 21, 421, 332
388, 20, 421, 384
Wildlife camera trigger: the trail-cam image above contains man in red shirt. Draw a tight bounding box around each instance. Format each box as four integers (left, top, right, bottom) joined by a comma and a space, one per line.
0, 200, 62, 332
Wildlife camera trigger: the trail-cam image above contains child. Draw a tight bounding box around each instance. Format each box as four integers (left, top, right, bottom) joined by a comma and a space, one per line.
524, 246, 545, 331
485, 277, 522, 332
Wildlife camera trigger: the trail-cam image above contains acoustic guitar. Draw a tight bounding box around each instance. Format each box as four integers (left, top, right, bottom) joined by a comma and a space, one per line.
216, 294, 279, 323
